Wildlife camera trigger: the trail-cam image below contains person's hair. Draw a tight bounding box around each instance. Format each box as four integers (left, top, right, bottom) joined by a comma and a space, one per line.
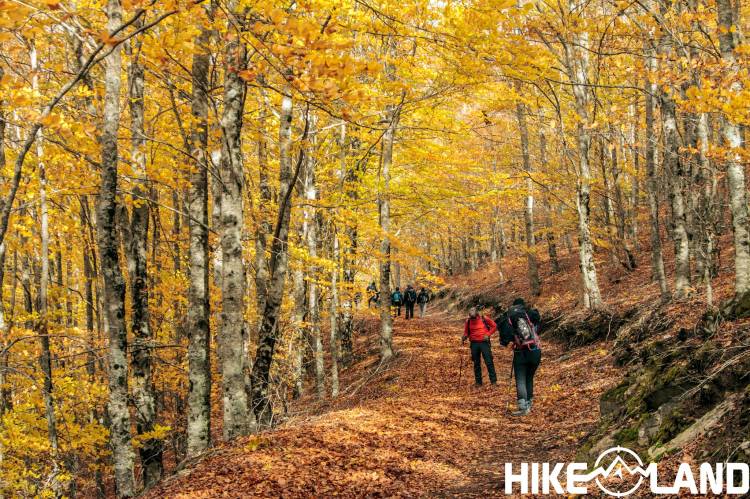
512, 298, 525, 306
468, 307, 478, 318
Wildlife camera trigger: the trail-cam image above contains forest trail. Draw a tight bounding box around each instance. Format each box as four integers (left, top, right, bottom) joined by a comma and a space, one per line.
150, 310, 619, 498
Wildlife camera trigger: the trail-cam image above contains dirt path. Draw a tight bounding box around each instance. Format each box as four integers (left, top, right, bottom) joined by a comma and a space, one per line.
150, 312, 619, 498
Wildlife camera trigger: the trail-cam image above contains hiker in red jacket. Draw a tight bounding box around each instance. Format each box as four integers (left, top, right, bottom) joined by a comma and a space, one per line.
462, 307, 498, 386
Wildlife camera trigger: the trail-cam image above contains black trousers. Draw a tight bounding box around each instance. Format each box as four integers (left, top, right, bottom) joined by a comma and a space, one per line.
470, 341, 497, 385
405, 302, 415, 319
513, 348, 542, 401
392, 303, 402, 316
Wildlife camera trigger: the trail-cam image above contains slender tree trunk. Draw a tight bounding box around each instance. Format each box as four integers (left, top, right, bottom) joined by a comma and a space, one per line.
379, 103, 398, 361
29, 43, 60, 491
186, 7, 212, 456
657, 4, 691, 298
563, 28, 604, 310
251, 91, 305, 427
717, 0, 750, 296
254, 88, 271, 315
126, 27, 162, 487
99, 1, 135, 494
291, 222, 307, 399
629, 102, 641, 251
339, 122, 355, 366
302, 113, 324, 399
538, 123, 560, 273
330, 232, 340, 398
644, 51, 670, 300
217, 3, 252, 439
515, 96, 541, 295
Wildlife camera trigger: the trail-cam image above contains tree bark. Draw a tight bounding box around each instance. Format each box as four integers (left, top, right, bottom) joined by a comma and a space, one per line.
339, 122, 355, 366
254, 88, 272, 315
563, 23, 604, 310
378, 103, 398, 361
515, 96, 541, 295
717, 0, 750, 296
29, 42, 60, 490
217, 2, 253, 439
291, 220, 308, 399
126, 24, 162, 487
657, 1, 691, 298
99, 1, 136, 495
302, 112, 324, 399
644, 50, 670, 300
186, 6, 212, 456
330, 232, 340, 398
250, 92, 306, 427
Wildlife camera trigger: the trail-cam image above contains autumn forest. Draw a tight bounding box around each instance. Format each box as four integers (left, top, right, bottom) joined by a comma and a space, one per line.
1, 0, 750, 496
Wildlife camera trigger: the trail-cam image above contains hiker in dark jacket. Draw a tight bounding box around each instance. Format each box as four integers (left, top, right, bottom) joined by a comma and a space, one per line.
404, 284, 417, 319
417, 288, 430, 317
499, 298, 542, 416
391, 287, 403, 317
462, 307, 498, 386
367, 282, 379, 308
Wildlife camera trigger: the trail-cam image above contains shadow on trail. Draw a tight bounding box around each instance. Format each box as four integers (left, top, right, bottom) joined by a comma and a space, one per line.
147, 312, 619, 498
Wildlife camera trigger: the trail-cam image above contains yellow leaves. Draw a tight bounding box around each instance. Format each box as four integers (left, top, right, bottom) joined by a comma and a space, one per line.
99, 30, 120, 46
269, 8, 286, 26
40, 0, 61, 9
238, 68, 258, 82
245, 435, 270, 452
40, 112, 61, 129
132, 425, 172, 449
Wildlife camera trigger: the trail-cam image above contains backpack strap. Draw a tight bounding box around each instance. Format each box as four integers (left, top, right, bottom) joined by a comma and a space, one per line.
480, 316, 491, 333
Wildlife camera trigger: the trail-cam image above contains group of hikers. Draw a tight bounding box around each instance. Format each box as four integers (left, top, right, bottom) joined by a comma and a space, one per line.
367, 282, 431, 319
462, 298, 542, 417
367, 279, 540, 417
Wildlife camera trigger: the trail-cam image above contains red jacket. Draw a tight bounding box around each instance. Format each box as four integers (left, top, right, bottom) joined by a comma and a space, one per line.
463, 316, 497, 342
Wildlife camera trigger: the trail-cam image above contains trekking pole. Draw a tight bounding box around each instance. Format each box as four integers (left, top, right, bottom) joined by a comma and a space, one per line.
456, 345, 466, 387
506, 355, 514, 414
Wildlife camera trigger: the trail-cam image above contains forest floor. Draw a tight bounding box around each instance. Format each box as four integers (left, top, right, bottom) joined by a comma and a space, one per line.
148, 308, 619, 498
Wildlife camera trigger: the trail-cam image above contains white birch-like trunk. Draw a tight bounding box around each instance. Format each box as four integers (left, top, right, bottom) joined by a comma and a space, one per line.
515, 95, 541, 295
302, 113, 324, 398
30, 43, 60, 491
717, 0, 750, 296
563, 26, 604, 310
644, 47, 670, 300
126, 26, 161, 486
658, 0, 691, 298
186, 6, 212, 456
379, 103, 398, 360
217, 2, 252, 439
99, 1, 136, 494
330, 233, 340, 398
251, 89, 300, 427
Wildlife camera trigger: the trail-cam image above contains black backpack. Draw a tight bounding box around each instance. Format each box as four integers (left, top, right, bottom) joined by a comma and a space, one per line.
507, 305, 540, 349
406, 289, 417, 302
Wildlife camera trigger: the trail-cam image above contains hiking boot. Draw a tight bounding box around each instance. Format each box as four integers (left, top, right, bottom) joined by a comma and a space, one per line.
512, 399, 529, 416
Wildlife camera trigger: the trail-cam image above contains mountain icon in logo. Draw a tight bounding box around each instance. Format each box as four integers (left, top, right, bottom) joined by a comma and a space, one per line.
590, 446, 648, 497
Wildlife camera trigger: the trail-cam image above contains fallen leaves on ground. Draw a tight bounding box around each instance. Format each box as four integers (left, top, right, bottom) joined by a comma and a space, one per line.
147, 314, 619, 498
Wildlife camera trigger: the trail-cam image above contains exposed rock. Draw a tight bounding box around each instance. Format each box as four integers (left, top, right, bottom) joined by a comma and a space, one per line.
648, 394, 738, 460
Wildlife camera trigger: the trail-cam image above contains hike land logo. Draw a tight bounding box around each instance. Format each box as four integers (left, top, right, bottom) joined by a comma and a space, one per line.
504, 446, 750, 496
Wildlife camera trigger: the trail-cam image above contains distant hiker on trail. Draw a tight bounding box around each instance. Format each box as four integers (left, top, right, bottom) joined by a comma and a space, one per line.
462, 307, 498, 386
417, 287, 430, 318
367, 282, 379, 308
391, 287, 403, 317
404, 284, 417, 319
499, 298, 542, 416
